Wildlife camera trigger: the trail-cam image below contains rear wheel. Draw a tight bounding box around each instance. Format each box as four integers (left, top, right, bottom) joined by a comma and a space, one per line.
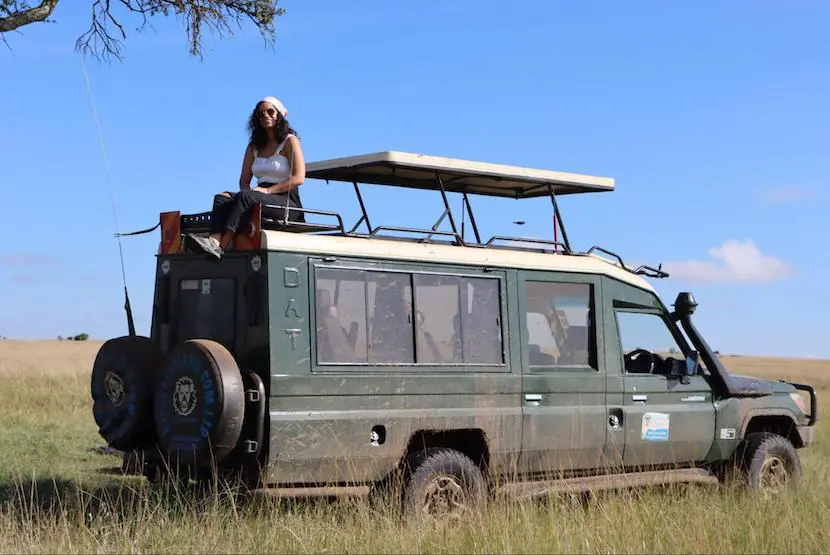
402, 447, 487, 521
91, 335, 163, 451
153, 339, 245, 472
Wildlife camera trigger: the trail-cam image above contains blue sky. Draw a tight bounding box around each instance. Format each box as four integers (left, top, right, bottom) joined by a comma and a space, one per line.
1, 1, 827, 358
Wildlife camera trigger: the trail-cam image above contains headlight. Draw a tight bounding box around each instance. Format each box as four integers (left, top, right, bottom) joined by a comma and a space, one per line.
790, 392, 808, 414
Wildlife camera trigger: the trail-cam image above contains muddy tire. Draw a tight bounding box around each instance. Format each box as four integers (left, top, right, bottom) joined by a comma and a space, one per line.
737, 432, 802, 494
402, 447, 486, 521
153, 339, 245, 470
91, 335, 164, 451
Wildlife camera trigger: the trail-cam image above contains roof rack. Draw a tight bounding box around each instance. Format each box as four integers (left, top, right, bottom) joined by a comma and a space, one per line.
584, 246, 670, 279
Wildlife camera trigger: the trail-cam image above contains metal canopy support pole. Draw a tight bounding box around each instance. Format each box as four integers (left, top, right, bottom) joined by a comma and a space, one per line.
348, 181, 373, 234
462, 192, 482, 244
423, 201, 450, 244
432, 172, 463, 244
548, 185, 572, 253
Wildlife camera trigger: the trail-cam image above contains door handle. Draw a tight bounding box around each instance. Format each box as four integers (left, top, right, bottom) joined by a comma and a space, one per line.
632, 394, 648, 403
525, 394, 542, 404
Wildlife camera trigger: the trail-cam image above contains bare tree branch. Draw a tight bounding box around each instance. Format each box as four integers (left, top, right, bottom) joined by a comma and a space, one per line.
76, 0, 284, 61
1, 0, 284, 61
0, 0, 60, 32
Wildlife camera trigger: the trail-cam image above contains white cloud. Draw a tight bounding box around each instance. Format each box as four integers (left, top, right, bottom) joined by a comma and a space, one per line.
662, 240, 794, 284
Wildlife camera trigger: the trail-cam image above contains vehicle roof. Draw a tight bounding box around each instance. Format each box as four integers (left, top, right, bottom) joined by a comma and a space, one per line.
305, 151, 615, 199
261, 230, 656, 293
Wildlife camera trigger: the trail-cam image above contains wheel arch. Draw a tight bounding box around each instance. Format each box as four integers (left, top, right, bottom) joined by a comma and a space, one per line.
740, 409, 803, 448
403, 428, 490, 463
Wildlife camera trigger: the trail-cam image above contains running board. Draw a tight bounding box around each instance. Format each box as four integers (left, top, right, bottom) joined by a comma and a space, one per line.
253, 485, 371, 499
497, 468, 719, 499
251, 469, 717, 500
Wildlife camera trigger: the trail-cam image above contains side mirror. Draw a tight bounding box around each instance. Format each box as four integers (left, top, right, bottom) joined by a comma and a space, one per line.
682, 350, 700, 383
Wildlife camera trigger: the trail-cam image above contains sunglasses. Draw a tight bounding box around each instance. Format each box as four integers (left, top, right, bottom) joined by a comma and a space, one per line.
258, 107, 278, 118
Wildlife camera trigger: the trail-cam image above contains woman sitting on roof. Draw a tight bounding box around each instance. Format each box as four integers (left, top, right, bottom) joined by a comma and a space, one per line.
185, 96, 306, 260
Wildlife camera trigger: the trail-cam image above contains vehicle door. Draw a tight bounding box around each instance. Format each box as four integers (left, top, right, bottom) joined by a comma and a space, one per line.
517, 271, 608, 476
609, 299, 716, 469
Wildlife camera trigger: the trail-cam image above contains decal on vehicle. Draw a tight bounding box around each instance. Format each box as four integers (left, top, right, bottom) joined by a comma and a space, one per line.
173, 376, 198, 417
104, 371, 125, 406
719, 427, 736, 440
641, 412, 670, 441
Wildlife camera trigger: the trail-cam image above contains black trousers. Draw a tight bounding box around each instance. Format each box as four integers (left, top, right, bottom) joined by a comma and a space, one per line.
208, 189, 303, 235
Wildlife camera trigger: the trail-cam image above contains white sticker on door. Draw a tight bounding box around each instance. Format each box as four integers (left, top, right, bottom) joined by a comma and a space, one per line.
641, 412, 670, 441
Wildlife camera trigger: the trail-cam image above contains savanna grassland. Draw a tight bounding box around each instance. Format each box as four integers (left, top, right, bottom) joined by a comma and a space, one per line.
0, 340, 828, 553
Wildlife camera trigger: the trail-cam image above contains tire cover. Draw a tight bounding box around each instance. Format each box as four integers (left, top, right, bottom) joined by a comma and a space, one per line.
90, 335, 163, 451
153, 339, 245, 467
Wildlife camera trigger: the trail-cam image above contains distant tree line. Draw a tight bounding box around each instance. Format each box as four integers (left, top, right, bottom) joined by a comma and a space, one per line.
58, 334, 90, 341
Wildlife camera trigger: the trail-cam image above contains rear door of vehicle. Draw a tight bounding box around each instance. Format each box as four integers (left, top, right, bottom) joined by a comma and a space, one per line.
152, 254, 260, 358
517, 270, 608, 476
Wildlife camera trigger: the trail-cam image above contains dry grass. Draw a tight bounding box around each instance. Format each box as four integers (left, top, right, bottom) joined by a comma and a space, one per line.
0, 340, 104, 377
719, 354, 830, 389
0, 340, 827, 553
2, 339, 825, 382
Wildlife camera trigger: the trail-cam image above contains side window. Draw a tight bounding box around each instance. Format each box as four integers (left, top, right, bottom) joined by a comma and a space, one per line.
315, 268, 415, 364
314, 267, 368, 363
615, 310, 686, 374
367, 272, 414, 363
524, 281, 594, 368
413, 274, 503, 364
314, 266, 504, 366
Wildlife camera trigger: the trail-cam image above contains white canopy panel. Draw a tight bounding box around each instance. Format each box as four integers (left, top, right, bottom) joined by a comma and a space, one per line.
305, 151, 615, 198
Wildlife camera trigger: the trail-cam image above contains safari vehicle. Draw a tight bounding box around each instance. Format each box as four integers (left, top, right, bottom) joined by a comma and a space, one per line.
91, 151, 818, 516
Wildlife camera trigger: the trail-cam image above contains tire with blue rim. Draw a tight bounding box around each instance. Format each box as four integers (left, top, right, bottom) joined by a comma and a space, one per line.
153, 339, 245, 469
91, 335, 164, 451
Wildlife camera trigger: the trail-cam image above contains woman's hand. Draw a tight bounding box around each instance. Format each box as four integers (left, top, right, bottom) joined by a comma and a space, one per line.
253, 185, 272, 194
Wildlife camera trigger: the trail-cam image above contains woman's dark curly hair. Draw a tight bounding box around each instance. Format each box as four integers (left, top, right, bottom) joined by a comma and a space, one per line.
247, 100, 300, 151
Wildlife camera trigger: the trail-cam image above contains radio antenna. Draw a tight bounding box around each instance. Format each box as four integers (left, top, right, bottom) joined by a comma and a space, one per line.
79, 55, 136, 336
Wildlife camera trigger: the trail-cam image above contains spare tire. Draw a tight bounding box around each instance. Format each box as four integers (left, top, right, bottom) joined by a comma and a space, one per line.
153, 339, 245, 469
91, 335, 164, 451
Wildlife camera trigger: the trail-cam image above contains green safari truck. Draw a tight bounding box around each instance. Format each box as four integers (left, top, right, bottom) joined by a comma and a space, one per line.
90, 151, 818, 518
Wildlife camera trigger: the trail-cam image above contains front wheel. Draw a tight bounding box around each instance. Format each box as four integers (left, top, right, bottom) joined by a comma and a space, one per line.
737, 432, 803, 495
402, 447, 487, 521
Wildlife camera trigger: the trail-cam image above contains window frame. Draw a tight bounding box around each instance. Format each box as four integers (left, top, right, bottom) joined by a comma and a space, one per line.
612, 305, 690, 376
175, 276, 238, 353
519, 271, 601, 374
309, 259, 509, 373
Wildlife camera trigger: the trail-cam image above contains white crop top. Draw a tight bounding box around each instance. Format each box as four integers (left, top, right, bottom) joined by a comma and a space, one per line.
251, 134, 293, 184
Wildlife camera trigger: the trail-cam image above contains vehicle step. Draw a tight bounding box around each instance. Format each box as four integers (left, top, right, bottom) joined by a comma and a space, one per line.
497, 468, 719, 499
252, 485, 371, 499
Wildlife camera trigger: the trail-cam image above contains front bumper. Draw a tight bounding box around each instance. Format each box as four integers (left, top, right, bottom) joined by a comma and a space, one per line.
796, 424, 816, 447
786, 381, 818, 425
784, 381, 818, 448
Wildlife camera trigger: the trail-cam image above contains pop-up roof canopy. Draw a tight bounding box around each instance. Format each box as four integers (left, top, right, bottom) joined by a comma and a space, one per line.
305, 151, 615, 199
128, 148, 667, 287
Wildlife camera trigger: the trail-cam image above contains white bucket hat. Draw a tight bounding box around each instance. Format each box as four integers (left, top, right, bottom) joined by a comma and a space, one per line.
260, 96, 288, 117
